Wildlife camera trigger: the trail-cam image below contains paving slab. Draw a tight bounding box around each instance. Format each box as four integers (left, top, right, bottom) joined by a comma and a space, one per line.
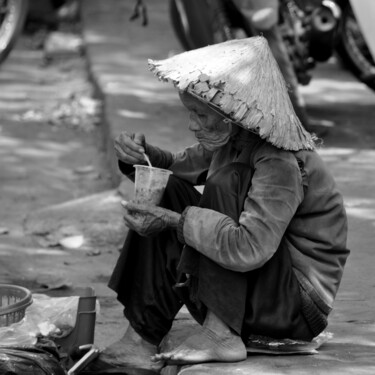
81, 0, 195, 186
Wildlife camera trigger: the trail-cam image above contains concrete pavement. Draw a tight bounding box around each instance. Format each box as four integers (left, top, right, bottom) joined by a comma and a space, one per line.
80, 0, 375, 373
80, 0, 195, 187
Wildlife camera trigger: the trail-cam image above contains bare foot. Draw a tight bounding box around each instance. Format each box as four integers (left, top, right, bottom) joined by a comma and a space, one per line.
93, 325, 164, 372
151, 327, 247, 365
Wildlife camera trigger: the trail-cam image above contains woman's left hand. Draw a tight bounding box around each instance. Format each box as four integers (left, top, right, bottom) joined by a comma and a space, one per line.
122, 201, 181, 237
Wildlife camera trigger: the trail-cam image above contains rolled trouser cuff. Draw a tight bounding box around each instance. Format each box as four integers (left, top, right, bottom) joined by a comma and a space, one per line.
299, 286, 328, 337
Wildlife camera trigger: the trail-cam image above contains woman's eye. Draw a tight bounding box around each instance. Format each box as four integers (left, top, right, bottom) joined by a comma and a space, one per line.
191, 111, 205, 121
195, 111, 206, 119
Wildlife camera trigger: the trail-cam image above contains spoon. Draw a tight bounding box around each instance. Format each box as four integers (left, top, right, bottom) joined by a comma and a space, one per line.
143, 152, 152, 167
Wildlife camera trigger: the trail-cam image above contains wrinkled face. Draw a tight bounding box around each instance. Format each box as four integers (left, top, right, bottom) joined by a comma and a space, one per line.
179, 92, 233, 152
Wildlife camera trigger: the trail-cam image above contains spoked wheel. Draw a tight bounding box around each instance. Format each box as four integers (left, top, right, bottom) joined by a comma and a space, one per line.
336, 3, 375, 91
0, 0, 29, 65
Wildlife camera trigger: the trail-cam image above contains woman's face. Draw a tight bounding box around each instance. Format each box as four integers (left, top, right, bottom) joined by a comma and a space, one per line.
179, 92, 233, 152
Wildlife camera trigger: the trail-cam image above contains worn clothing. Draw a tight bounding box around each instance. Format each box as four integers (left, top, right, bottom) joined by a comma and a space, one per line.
109, 165, 314, 345
109, 177, 200, 345
119, 131, 349, 317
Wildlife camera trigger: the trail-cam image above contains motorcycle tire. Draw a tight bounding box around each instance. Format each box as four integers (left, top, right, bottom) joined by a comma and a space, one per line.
0, 0, 29, 65
169, 0, 214, 51
335, 2, 375, 91
169, 0, 252, 51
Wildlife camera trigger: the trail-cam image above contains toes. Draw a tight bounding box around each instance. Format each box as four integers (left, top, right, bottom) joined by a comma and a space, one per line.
168, 352, 184, 363
169, 349, 204, 364
151, 353, 171, 362
152, 349, 185, 362
150, 354, 162, 362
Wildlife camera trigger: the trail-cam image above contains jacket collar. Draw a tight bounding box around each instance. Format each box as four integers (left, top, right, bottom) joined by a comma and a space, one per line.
231, 129, 263, 151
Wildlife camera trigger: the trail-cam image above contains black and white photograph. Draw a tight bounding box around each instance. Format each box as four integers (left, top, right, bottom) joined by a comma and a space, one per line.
0, 1, 374, 374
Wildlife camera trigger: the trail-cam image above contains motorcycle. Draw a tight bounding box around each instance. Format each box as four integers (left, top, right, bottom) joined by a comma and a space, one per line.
169, 0, 375, 92
0, 0, 29, 65
335, 0, 375, 91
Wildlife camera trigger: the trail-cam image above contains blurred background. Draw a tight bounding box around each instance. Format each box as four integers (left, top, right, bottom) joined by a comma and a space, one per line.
0, 1, 374, 373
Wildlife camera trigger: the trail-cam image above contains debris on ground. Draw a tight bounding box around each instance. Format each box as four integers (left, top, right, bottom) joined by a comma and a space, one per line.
57, 0, 80, 22
10, 26, 101, 132
13, 93, 101, 132
0, 227, 9, 235
74, 165, 96, 175
33, 274, 73, 292
59, 234, 85, 249
44, 31, 84, 59
24, 190, 126, 252
48, 93, 101, 131
86, 249, 101, 257
14, 109, 45, 122
31, 225, 83, 249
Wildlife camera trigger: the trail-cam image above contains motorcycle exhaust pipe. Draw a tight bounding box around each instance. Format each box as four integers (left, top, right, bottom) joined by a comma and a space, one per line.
311, 0, 341, 33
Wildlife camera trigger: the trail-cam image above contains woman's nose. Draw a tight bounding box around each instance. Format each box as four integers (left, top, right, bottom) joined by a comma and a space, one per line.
188, 115, 201, 131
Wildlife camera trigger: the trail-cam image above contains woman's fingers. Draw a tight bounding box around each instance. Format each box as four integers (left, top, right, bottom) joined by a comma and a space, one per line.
122, 201, 147, 219
133, 133, 146, 148
123, 208, 143, 230
123, 201, 157, 215
114, 131, 146, 164
114, 142, 142, 164
124, 201, 145, 211
114, 138, 143, 160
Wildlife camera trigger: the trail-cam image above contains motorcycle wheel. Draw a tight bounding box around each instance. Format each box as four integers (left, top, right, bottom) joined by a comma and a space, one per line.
335, 2, 375, 91
0, 0, 29, 65
169, 0, 214, 51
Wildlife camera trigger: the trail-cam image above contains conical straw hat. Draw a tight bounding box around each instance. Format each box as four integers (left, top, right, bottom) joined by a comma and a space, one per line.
148, 36, 315, 151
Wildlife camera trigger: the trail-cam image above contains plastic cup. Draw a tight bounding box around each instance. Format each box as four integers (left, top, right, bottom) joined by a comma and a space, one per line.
134, 165, 173, 205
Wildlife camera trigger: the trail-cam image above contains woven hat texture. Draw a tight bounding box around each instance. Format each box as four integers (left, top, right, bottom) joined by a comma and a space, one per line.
148, 36, 315, 151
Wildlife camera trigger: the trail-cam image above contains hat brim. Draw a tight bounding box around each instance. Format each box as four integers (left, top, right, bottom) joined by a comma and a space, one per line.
149, 37, 316, 151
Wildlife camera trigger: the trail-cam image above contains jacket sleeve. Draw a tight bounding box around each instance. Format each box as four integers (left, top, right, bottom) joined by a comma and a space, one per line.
180, 150, 304, 272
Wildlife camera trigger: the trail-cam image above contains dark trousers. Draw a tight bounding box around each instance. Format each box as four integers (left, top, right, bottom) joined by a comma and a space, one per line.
108, 163, 314, 346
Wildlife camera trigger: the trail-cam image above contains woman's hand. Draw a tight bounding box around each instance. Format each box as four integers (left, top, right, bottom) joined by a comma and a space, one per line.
122, 201, 181, 237
114, 131, 146, 165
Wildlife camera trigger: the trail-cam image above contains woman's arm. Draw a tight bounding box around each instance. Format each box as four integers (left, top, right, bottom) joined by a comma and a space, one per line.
179, 151, 304, 272
118, 142, 175, 177
119, 142, 213, 186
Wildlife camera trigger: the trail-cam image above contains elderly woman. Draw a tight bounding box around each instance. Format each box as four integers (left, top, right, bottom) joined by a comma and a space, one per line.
98, 37, 349, 372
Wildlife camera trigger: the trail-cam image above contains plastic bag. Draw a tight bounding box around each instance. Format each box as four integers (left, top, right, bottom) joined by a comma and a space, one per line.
0, 341, 66, 375
0, 294, 79, 347
246, 331, 333, 355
